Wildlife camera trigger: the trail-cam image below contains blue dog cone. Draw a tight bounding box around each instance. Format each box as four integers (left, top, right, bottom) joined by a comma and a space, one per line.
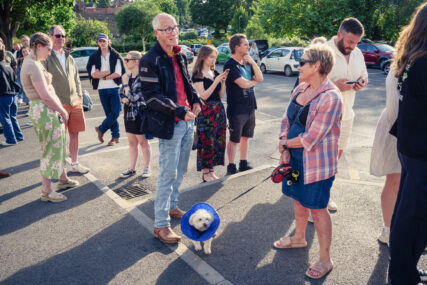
181, 203, 220, 241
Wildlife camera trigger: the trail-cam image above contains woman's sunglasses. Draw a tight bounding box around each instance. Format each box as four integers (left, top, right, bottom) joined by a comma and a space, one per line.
124, 58, 137, 63
299, 59, 314, 67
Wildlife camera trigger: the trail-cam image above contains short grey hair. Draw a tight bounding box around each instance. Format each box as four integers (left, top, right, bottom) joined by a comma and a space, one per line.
49, 25, 65, 36
152, 13, 175, 30
304, 44, 335, 75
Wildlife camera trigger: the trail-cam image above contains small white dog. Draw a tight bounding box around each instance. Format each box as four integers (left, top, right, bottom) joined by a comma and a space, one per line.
189, 209, 215, 254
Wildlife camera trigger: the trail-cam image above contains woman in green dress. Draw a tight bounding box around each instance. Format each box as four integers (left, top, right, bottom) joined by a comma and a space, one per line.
20, 32, 79, 202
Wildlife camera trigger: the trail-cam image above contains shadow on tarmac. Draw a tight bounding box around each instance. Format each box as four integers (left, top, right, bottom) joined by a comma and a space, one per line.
1, 159, 40, 175
1, 215, 169, 285
0, 182, 42, 204
0, 183, 102, 236
367, 244, 390, 285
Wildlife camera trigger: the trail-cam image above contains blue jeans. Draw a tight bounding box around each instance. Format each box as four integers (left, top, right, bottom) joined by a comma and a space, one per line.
0, 95, 24, 144
98, 87, 121, 138
16, 77, 29, 103
154, 120, 194, 228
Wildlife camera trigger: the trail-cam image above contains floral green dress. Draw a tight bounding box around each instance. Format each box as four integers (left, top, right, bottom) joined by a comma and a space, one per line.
29, 100, 66, 179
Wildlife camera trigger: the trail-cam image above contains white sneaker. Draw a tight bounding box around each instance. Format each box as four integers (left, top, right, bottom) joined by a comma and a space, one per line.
141, 168, 151, 178
378, 227, 390, 246
26, 121, 32, 126
328, 201, 338, 211
0, 141, 17, 146
18, 99, 23, 105
70, 162, 90, 174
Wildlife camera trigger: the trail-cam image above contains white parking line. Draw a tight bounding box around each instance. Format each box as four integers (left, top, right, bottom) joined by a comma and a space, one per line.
83, 172, 233, 285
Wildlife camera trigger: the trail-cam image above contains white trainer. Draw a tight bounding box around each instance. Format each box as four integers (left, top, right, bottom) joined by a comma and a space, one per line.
378, 227, 390, 246
141, 168, 151, 178
70, 162, 90, 174
328, 201, 338, 211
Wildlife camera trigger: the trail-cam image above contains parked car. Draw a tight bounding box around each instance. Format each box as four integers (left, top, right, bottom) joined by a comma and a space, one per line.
216, 46, 232, 63
260, 47, 304, 76
259, 46, 278, 59
178, 45, 194, 64
358, 43, 394, 67
70, 47, 98, 73
217, 43, 229, 48
190, 44, 203, 55
380, 59, 392, 75
248, 39, 268, 52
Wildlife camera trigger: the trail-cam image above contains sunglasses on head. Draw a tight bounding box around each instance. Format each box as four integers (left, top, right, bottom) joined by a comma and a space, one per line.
299, 59, 314, 67
54, 34, 66, 39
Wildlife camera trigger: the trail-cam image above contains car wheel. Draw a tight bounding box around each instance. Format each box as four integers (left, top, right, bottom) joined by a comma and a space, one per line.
382, 61, 390, 75
260, 64, 267, 74
378, 58, 386, 69
284, 65, 292, 77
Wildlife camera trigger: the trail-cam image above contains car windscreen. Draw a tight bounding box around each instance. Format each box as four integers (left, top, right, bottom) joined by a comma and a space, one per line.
293, 49, 303, 60
376, 44, 394, 52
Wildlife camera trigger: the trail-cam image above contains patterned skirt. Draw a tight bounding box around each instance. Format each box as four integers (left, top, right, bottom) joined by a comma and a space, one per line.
196, 100, 226, 171
29, 100, 66, 179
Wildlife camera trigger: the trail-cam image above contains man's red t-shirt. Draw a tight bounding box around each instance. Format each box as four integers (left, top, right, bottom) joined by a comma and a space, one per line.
169, 46, 190, 121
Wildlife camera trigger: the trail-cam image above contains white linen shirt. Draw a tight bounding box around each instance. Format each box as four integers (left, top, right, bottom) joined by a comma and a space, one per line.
327, 37, 368, 121
54, 49, 67, 75
91, 52, 122, 89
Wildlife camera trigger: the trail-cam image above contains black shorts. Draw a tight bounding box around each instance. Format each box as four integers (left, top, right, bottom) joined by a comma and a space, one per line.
228, 112, 256, 143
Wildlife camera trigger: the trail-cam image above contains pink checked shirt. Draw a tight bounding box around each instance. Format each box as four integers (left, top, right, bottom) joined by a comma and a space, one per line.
280, 78, 343, 184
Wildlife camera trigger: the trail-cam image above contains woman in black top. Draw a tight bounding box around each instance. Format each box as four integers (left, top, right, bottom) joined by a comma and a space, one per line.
388, 3, 427, 284
192, 45, 229, 182
119, 51, 152, 179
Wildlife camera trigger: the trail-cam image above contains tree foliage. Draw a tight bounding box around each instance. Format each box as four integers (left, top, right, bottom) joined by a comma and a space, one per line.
0, 0, 76, 49
175, 0, 191, 25
157, 0, 178, 16
250, 0, 425, 41
115, 0, 161, 51
190, 0, 238, 36
96, 0, 111, 8
70, 17, 111, 47
230, 6, 249, 34
18, 4, 75, 39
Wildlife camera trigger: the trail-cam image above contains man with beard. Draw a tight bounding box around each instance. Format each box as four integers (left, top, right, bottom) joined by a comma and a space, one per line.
326, 18, 368, 211
223, 33, 263, 175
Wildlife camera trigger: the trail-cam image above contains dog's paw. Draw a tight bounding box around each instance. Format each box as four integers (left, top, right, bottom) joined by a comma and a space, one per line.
194, 244, 202, 251
204, 248, 212, 255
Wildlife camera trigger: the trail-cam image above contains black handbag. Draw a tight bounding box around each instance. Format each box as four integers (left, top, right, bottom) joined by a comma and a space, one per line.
141, 108, 174, 140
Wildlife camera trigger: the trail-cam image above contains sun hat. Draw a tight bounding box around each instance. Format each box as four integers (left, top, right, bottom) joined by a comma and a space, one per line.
181, 203, 220, 241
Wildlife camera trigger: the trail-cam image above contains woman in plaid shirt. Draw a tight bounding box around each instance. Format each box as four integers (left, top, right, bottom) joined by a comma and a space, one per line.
273, 44, 343, 280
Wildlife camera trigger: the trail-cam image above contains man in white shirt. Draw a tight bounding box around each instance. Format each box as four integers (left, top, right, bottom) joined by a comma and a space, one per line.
43, 25, 89, 174
87, 34, 125, 146
327, 18, 368, 211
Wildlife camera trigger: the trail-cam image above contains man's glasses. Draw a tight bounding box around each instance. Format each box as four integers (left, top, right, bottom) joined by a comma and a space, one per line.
299, 58, 314, 67
157, 26, 179, 34
124, 58, 137, 63
54, 34, 66, 38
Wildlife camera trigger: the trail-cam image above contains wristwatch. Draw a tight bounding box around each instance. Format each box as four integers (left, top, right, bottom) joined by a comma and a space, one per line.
282, 139, 288, 150
102, 76, 107, 80
123, 84, 129, 88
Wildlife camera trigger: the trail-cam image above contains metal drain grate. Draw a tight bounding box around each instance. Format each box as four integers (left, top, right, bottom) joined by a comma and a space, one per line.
114, 183, 153, 200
